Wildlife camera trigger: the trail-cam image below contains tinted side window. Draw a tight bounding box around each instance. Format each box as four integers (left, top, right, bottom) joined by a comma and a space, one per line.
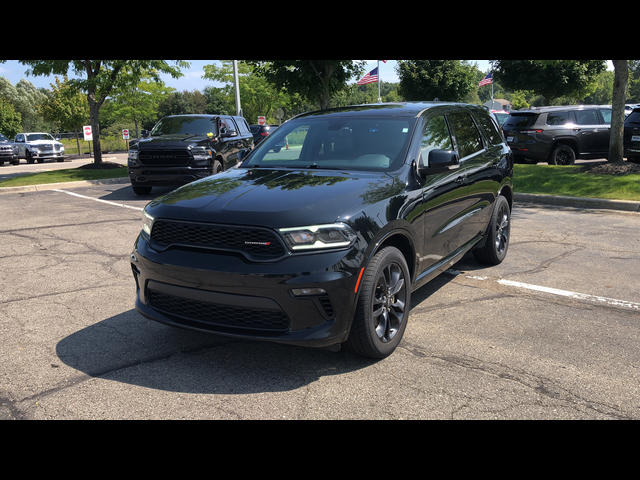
235, 117, 251, 136
474, 111, 503, 146
575, 110, 600, 125
448, 112, 484, 158
599, 109, 612, 125
546, 111, 573, 126
421, 115, 453, 161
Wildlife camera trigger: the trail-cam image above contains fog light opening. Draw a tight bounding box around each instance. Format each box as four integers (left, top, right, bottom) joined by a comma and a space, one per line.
291, 288, 327, 297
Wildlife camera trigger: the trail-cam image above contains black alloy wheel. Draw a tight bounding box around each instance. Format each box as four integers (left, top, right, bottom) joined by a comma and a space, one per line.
473, 195, 511, 265
549, 145, 576, 165
346, 247, 411, 359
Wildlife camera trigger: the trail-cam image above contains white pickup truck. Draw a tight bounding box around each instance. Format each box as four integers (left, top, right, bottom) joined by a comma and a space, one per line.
14, 132, 65, 163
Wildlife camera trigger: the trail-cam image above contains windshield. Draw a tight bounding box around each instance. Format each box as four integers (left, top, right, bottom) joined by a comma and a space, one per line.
242, 116, 415, 172
0, 134, 8, 142
151, 116, 218, 137
26, 133, 55, 142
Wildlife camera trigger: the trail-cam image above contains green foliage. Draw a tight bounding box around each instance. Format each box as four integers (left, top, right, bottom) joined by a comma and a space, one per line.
396, 60, 477, 102
247, 60, 365, 110
0, 96, 22, 137
492, 60, 606, 104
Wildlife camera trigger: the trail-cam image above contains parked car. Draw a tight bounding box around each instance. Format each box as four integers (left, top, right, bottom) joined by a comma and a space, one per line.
250, 124, 279, 146
502, 105, 612, 165
127, 114, 254, 196
130, 102, 514, 359
624, 106, 640, 163
0, 133, 19, 165
14, 132, 65, 163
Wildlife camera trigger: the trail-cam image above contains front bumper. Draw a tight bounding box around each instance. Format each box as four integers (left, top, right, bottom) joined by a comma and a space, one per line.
130, 234, 363, 348
129, 166, 212, 188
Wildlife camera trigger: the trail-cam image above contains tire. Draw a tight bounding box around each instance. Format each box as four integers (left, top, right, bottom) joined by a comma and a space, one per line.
26, 151, 34, 164
213, 159, 223, 174
473, 195, 511, 266
345, 246, 411, 359
132, 186, 152, 195
548, 144, 576, 165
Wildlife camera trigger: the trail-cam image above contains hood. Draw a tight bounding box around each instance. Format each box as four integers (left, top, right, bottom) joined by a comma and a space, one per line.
137, 134, 211, 149
27, 139, 63, 145
146, 167, 395, 228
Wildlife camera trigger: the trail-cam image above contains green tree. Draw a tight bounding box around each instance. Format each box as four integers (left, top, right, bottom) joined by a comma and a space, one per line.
203, 60, 292, 124
6, 60, 188, 164
102, 73, 174, 138
0, 97, 22, 138
247, 60, 365, 110
396, 60, 477, 102
491, 60, 606, 105
38, 76, 89, 156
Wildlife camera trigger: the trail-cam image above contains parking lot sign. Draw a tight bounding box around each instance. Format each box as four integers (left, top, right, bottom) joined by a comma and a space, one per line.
83, 126, 93, 141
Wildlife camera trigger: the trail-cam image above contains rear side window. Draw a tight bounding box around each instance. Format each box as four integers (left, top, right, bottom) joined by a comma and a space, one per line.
448, 111, 484, 158
575, 110, 600, 125
473, 111, 503, 146
599, 109, 612, 125
504, 113, 538, 129
546, 111, 573, 126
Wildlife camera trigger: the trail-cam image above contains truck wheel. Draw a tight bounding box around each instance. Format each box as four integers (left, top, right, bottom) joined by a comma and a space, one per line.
213, 159, 223, 174
132, 186, 152, 195
26, 151, 34, 164
473, 195, 511, 266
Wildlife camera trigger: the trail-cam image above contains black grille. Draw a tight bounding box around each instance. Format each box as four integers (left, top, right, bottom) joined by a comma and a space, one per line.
148, 289, 290, 332
151, 220, 286, 259
139, 149, 192, 167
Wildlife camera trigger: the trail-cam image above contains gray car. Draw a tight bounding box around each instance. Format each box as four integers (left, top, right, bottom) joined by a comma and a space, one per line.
502, 105, 612, 165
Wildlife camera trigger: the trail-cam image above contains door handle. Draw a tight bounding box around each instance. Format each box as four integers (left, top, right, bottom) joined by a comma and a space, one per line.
455, 174, 467, 184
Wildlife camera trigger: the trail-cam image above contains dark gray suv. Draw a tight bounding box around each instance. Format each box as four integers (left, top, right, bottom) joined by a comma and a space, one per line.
502, 105, 612, 165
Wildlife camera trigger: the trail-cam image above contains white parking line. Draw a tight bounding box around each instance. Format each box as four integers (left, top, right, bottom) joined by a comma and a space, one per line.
497, 279, 640, 311
52, 189, 144, 212
447, 269, 640, 311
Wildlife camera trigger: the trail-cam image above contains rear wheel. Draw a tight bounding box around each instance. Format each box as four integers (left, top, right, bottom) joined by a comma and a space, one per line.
345, 247, 411, 359
548, 144, 576, 165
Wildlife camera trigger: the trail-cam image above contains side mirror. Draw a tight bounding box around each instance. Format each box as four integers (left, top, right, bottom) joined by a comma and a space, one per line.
237, 148, 251, 162
418, 149, 459, 176
141, 130, 150, 138
221, 130, 238, 138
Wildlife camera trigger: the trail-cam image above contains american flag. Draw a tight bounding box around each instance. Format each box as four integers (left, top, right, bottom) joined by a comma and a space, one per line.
479, 73, 493, 87
357, 67, 379, 85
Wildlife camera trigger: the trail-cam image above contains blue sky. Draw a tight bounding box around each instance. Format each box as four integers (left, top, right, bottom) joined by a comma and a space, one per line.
1, 60, 494, 91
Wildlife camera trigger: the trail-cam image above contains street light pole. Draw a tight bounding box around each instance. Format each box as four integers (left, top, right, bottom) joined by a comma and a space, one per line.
233, 60, 242, 117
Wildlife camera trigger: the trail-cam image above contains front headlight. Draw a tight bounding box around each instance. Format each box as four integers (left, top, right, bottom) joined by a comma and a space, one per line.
128, 147, 139, 166
279, 223, 357, 251
142, 210, 155, 237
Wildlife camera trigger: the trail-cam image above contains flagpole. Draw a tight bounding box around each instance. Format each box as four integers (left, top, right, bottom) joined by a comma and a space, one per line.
377, 60, 381, 103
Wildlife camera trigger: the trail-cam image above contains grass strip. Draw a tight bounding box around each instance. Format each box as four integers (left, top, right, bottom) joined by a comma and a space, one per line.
0, 166, 128, 188
514, 165, 640, 202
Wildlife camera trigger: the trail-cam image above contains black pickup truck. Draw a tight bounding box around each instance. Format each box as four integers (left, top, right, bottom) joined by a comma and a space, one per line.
128, 114, 254, 195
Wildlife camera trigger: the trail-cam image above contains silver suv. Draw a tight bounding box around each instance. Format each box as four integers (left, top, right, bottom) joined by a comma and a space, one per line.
502, 105, 612, 165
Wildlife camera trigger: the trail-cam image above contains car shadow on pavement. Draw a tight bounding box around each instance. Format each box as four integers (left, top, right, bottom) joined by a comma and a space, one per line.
55, 309, 377, 395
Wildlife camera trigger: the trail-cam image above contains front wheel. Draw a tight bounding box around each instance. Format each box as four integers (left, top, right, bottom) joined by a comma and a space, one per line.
345, 247, 411, 359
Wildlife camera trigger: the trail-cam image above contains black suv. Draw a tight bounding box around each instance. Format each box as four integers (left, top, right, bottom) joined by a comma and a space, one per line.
502, 105, 612, 165
130, 103, 514, 359
250, 124, 279, 146
128, 115, 254, 195
624, 106, 640, 163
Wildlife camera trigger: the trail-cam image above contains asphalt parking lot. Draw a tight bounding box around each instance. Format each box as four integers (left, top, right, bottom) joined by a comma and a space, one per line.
1, 162, 640, 419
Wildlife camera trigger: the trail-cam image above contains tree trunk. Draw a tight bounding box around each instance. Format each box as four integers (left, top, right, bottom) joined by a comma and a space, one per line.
609, 60, 629, 163
87, 90, 102, 164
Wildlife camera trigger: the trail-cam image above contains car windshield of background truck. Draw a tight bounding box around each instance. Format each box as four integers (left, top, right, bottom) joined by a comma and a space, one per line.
244, 117, 415, 172
151, 116, 219, 137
